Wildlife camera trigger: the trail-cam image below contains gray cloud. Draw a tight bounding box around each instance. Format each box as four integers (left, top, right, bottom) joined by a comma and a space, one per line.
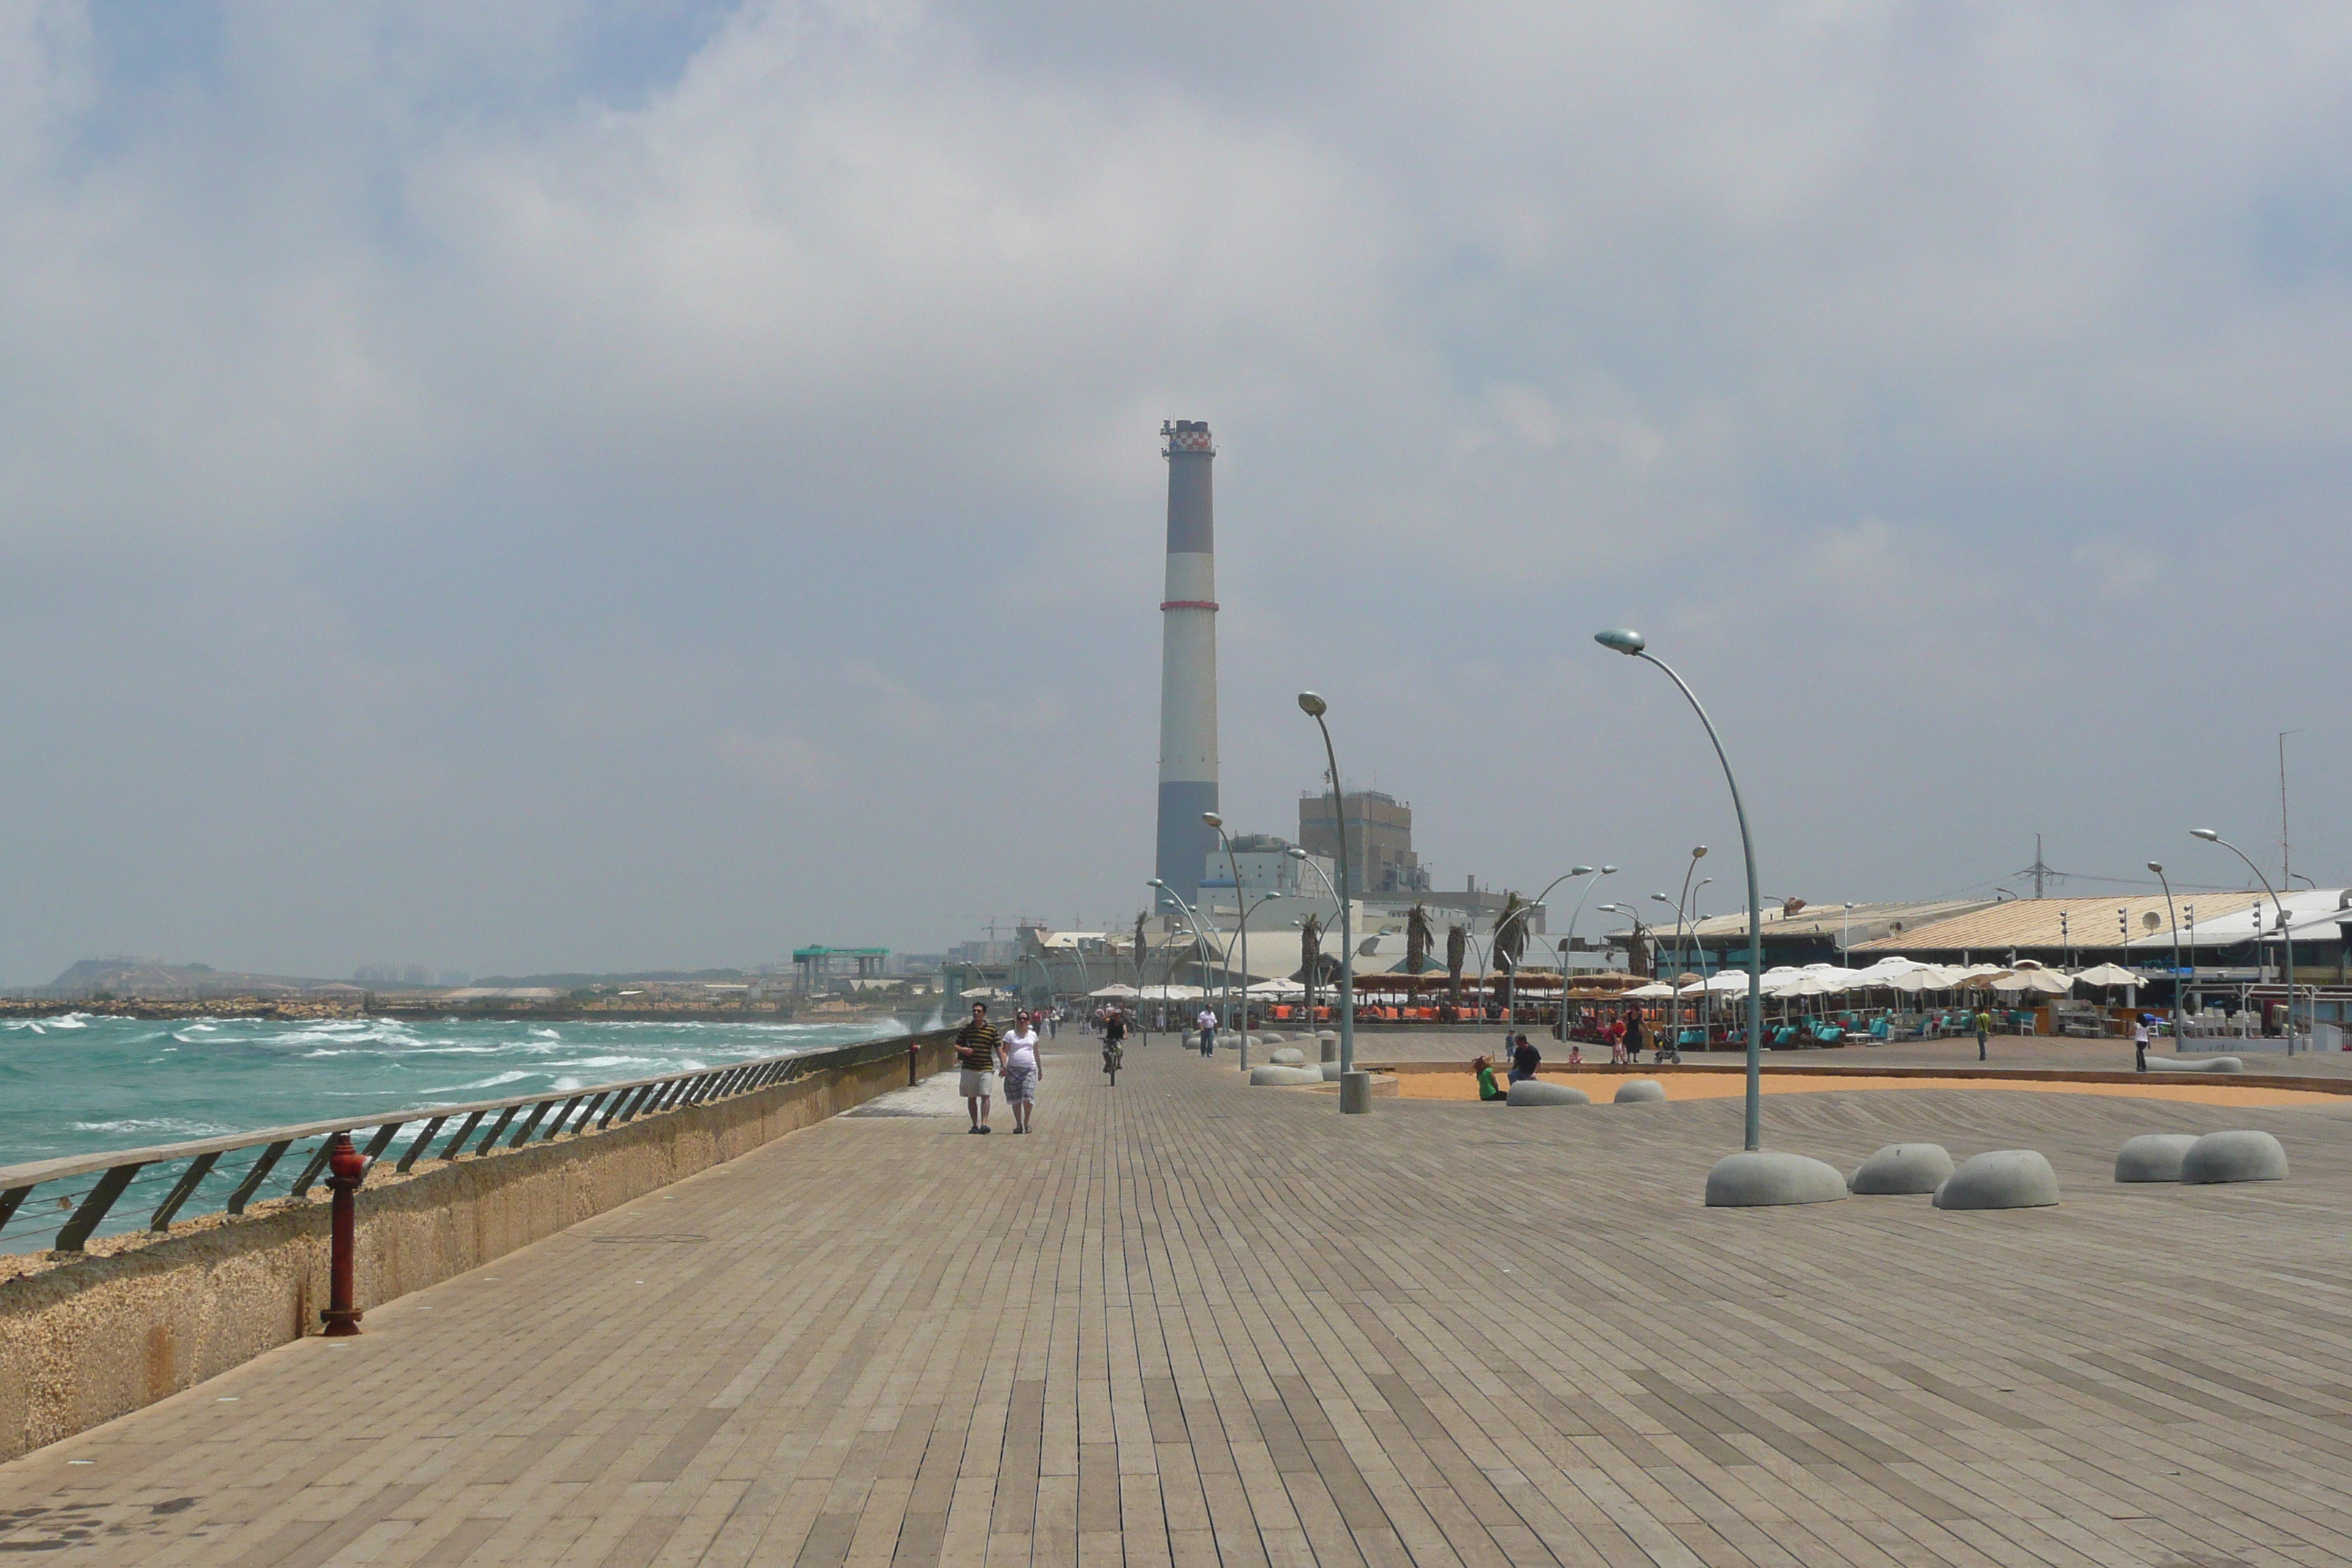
0, 0, 2345, 981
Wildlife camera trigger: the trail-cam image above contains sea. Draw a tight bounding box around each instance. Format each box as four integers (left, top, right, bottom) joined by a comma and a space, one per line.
0, 1013, 915, 1251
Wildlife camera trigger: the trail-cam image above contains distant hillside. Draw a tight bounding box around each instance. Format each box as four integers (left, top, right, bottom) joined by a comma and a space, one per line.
42, 957, 342, 998
471, 968, 755, 989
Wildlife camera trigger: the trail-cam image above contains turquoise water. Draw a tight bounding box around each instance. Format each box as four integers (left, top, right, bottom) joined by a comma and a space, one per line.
0, 1013, 911, 1250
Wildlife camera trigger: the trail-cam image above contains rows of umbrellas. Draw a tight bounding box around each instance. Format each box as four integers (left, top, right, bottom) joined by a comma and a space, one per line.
1087, 979, 1311, 1003
1618, 956, 2144, 1002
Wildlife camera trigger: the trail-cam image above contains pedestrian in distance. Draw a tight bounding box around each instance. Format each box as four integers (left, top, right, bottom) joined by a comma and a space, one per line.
2133, 1013, 2150, 1073
956, 1000, 1001, 1134
1973, 1006, 1992, 1063
1196, 1006, 1218, 1058
1623, 1008, 1646, 1065
1001, 1012, 1044, 1133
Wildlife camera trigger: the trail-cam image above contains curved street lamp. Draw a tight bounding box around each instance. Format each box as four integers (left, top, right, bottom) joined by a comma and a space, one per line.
1497, 864, 1597, 1025
1596, 627, 1768, 1153
1204, 811, 1268, 1066
2190, 829, 2299, 1052
1226, 886, 1286, 1068
2147, 861, 2185, 1043
1557, 867, 1618, 1002
1492, 900, 1548, 1025
1147, 878, 1221, 1032
1297, 691, 1365, 1109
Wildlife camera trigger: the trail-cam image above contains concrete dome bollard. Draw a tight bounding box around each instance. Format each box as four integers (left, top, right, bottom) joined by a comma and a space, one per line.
1705, 1151, 1850, 1207
1261, 1033, 1285, 1044
2114, 1134, 2198, 1183
2144, 1055, 2246, 1074
1847, 1144, 1955, 1195
1320, 1061, 1343, 1082
1248, 1066, 1324, 1087
2179, 1130, 2288, 1184
1268, 1047, 1306, 1066
1507, 1079, 1591, 1106
1933, 1150, 2059, 1210
1613, 1079, 1667, 1104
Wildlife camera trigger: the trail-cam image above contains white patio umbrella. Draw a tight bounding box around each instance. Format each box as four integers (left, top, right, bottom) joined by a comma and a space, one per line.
1990, 968, 2073, 995
1088, 983, 1141, 998
1622, 981, 1677, 999
1887, 965, 1958, 994
2073, 963, 2140, 987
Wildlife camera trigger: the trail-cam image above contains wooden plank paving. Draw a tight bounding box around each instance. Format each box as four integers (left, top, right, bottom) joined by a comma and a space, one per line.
5, 1046, 2352, 1567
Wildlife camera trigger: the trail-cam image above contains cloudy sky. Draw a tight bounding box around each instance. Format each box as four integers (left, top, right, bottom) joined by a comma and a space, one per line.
1, 0, 2347, 982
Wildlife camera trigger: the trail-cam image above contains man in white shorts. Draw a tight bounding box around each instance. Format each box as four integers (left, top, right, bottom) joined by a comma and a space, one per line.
956, 1000, 1001, 1134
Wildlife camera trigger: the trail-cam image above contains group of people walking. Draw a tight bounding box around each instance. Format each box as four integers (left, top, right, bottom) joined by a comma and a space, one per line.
954, 1000, 1045, 1134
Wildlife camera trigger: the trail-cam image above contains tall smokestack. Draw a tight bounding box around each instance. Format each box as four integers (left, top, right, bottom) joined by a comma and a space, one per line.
1154, 420, 1219, 908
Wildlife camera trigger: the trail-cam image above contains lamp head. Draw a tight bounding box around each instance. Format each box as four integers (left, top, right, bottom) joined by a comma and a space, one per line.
1202, 811, 1223, 829
1692, 845, 1708, 859
1147, 878, 1166, 889
1594, 628, 1646, 655
1650, 893, 1671, 904
2191, 828, 2220, 842
1296, 690, 1328, 717
1285, 845, 1305, 859
2146, 860, 2164, 874
1571, 864, 1595, 876
1601, 864, 1617, 874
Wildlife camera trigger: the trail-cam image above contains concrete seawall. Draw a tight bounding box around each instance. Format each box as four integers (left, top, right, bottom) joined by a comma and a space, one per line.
0, 1027, 955, 1461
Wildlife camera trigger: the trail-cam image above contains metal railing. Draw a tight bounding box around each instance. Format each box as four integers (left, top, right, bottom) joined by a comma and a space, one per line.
0, 1030, 932, 1256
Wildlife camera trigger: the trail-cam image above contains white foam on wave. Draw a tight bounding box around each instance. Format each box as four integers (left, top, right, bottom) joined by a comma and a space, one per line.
49, 1014, 89, 1030
72, 1116, 237, 1137
424, 1069, 540, 1093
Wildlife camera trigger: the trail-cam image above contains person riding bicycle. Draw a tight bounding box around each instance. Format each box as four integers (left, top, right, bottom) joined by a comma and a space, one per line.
1101, 1008, 1128, 1075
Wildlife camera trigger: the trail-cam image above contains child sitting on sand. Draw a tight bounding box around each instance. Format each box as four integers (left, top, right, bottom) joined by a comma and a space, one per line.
1472, 1055, 1508, 1102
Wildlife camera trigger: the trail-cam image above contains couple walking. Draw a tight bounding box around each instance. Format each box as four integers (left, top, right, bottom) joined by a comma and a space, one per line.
955, 1000, 1044, 1134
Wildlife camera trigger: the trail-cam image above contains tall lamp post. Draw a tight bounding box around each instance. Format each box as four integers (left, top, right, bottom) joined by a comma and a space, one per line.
1224, 888, 1284, 1068
1493, 900, 1549, 1025
1148, 878, 1221, 1036
1297, 692, 1366, 1112
1286, 846, 1343, 1044
1595, 628, 1768, 1155
1500, 866, 1598, 1028
2191, 829, 2298, 1052
1203, 812, 1254, 1063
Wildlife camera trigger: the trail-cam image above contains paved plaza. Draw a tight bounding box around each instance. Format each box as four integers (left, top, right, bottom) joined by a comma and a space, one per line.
6, 1045, 2352, 1567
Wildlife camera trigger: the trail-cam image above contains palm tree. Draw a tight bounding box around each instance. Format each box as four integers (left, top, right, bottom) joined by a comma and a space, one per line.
1406, 902, 1433, 975
1300, 915, 1322, 1026
1493, 892, 1529, 1023
1493, 893, 1529, 972
1445, 924, 1467, 1005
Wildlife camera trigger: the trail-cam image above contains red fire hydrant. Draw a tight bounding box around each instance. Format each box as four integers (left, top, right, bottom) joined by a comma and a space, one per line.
320, 1132, 367, 1338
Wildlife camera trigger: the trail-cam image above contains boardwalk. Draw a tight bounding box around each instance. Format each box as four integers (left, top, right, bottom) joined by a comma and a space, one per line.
7, 1047, 2352, 1567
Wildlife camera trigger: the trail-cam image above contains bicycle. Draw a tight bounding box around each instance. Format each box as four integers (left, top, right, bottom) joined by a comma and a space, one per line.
1101, 1041, 1123, 1084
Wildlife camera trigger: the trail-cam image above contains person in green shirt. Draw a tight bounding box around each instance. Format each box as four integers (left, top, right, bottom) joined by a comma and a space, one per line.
1473, 1054, 1508, 1102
